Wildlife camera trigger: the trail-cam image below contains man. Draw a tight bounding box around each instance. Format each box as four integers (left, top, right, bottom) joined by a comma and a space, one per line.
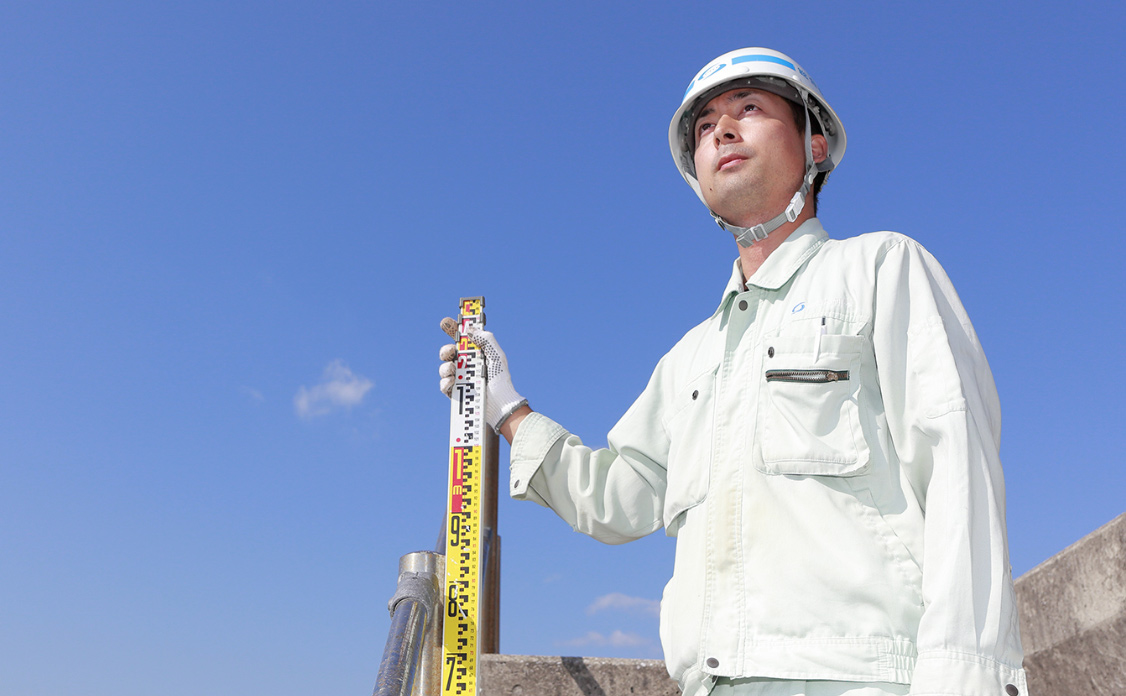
440, 48, 1028, 696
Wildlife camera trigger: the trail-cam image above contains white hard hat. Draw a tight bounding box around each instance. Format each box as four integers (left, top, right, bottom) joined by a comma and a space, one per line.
668, 48, 847, 246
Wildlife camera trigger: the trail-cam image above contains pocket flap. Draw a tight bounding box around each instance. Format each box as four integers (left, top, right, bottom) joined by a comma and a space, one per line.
758, 335, 871, 476
663, 367, 717, 531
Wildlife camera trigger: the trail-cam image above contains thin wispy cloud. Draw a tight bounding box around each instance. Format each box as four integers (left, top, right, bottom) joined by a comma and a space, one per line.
294, 360, 373, 418
585, 592, 660, 616
556, 630, 651, 649
240, 386, 265, 404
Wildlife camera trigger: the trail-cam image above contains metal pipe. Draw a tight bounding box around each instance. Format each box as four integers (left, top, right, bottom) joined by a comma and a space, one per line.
435, 513, 447, 554
480, 428, 501, 654
373, 551, 442, 696
414, 554, 444, 696
374, 599, 428, 696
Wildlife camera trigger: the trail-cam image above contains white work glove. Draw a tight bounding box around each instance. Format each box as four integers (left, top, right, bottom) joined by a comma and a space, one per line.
439, 318, 528, 432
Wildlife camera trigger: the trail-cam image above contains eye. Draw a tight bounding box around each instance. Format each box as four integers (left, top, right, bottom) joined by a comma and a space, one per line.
697, 121, 715, 136
743, 102, 759, 113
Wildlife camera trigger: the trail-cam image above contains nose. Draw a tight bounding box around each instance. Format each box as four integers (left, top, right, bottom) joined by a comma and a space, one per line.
714, 113, 740, 144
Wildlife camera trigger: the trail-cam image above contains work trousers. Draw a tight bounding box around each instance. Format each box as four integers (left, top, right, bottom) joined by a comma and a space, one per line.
711, 678, 909, 696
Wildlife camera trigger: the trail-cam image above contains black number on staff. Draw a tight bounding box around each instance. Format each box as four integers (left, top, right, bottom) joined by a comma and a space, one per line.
447, 584, 459, 618
445, 654, 457, 690
455, 384, 467, 415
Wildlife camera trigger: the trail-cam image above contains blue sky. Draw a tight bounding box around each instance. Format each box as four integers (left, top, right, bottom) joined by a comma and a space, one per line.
2, 2, 1124, 694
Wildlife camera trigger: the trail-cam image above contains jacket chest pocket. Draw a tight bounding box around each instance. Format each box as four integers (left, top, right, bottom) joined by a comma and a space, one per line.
662, 367, 717, 533
757, 334, 871, 476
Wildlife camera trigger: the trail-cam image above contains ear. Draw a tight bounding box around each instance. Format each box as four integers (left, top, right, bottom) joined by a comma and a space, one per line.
811, 134, 828, 164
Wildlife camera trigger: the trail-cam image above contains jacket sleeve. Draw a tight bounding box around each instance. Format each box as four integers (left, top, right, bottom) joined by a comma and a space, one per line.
507, 359, 674, 545
872, 239, 1029, 695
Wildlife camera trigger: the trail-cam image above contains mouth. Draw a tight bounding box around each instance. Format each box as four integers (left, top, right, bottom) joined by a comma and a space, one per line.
716, 153, 748, 171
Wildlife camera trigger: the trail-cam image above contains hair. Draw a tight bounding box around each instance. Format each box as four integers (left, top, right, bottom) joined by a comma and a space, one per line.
786, 100, 827, 210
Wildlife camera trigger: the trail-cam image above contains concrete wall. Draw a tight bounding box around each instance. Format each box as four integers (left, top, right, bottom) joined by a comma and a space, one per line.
479, 654, 679, 696
1015, 511, 1126, 695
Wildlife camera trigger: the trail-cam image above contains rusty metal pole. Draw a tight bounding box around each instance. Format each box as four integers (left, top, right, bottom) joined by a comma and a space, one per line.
479, 427, 501, 654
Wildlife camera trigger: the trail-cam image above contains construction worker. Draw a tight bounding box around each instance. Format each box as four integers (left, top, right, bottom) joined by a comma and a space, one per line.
440, 48, 1029, 696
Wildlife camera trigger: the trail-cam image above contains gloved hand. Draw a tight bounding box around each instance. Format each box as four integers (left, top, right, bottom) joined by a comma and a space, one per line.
439, 318, 528, 432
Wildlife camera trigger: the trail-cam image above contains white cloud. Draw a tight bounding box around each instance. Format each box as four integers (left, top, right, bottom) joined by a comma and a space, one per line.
294, 360, 373, 418
585, 592, 660, 616
557, 630, 651, 649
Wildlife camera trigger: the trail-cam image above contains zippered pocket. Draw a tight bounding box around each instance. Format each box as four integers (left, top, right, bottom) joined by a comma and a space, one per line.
757, 334, 870, 476
765, 369, 849, 383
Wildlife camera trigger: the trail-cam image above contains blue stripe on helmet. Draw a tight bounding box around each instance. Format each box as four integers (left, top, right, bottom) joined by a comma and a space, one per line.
732, 54, 795, 70
684, 54, 797, 99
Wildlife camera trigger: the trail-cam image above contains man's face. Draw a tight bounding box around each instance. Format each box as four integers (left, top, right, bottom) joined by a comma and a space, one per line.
692, 87, 822, 226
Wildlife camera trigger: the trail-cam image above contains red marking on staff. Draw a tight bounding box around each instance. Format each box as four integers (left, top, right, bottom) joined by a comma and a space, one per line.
450, 449, 466, 513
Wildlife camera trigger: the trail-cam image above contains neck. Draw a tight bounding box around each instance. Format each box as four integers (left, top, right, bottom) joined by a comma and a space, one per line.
736, 208, 815, 281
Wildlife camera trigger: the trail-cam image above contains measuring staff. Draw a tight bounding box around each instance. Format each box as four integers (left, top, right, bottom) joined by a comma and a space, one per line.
438, 298, 523, 696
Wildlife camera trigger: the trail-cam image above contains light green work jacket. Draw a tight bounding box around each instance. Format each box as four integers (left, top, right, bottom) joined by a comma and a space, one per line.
509, 219, 1029, 696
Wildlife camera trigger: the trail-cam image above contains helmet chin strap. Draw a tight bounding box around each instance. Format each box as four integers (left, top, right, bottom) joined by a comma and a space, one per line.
717, 168, 815, 248
715, 96, 833, 248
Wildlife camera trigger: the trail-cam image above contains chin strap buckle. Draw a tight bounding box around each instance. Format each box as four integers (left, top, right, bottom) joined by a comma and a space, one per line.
785, 191, 806, 223
729, 221, 769, 247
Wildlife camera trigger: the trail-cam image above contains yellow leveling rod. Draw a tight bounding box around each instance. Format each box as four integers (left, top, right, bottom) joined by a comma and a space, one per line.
442, 297, 487, 696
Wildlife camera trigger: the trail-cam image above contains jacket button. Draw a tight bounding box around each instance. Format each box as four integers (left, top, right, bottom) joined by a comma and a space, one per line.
767, 347, 775, 358
692, 390, 699, 400
705, 657, 719, 668
1005, 686, 1019, 696
738, 300, 748, 310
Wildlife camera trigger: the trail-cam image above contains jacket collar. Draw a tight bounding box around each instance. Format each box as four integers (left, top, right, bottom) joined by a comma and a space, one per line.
716, 218, 829, 311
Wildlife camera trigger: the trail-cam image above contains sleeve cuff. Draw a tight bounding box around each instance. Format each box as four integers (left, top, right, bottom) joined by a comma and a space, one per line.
910, 651, 1029, 696
508, 411, 568, 500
